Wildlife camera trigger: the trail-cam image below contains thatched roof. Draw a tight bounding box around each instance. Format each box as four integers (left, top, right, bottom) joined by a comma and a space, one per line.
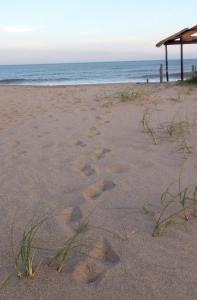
156, 25, 197, 47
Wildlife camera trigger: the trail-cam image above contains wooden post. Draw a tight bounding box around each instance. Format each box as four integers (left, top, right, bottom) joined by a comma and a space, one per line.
180, 38, 184, 81
165, 44, 169, 82
160, 64, 163, 83
192, 65, 195, 79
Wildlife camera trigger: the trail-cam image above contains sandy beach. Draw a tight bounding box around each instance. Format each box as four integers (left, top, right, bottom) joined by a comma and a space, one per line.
1, 82, 197, 299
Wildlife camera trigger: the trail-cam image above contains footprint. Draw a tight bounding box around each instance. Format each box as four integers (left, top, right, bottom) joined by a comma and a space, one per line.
73, 159, 95, 176
57, 206, 82, 223
88, 128, 101, 138
69, 138, 87, 147
83, 179, 115, 200
89, 238, 119, 263
73, 261, 104, 283
75, 140, 87, 147
90, 126, 97, 131
107, 163, 128, 174
39, 143, 53, 149
92, 148, 111, 160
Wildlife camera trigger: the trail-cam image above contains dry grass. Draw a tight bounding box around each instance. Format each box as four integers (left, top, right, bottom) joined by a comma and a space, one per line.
144, 170, 197, 237
169, 95, 181, 103
0, 275, 12, 291
120, 91, 140, 102
142, 109, 159, 145
142, 109, 196, 157
120, 90, 148, 103
161, 115, 195, 157
176, 136, 193, 157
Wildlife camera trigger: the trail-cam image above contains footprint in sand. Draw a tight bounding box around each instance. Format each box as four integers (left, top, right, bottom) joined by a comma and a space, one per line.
73, 238, 119, 283
88, 127, 101, 138
57, 206, 82, 223
73, 158, 95, 176
90, 126, 98, 131
89, 238, 119, 264
73, 261, 104, 283
91, 148, 111, 160
38, 142, 53, 149
83, 179, 115, 200
51, 206, 82, 238
75, 140, 87, 147
106, 163, 128, 174
69, 138, 87, 147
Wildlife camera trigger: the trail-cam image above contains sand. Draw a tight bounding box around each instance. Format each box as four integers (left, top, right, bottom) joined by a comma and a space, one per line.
0, 83, 197, 299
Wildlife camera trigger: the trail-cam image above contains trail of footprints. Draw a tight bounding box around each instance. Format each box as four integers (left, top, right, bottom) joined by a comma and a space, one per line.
58, 128, 126, 283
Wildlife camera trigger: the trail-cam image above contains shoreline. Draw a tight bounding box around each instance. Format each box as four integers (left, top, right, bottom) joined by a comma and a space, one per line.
0, 81, 175, 88
0, 72, 192, 87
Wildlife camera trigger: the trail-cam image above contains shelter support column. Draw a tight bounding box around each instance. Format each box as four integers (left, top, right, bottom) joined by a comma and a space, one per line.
180, 38, 184, 81
165, 44, 169, 82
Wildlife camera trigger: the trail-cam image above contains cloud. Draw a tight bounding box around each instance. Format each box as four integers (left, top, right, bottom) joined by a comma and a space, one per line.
2, 26, 33, 34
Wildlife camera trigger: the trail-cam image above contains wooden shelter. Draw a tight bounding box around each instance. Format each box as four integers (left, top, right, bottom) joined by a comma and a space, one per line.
156, 25, 197, 81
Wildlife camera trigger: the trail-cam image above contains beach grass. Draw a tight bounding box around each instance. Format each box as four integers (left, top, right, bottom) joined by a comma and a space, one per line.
178, 76, 197, 86
13, 216, 48, 279
120, 90, 147, 103
141, 109, 196, 158
50, 222, 89, 273
144, 170, 197, 237
185, 76, 197, 85
142, 109, 158, 145
0, 275, 12, 291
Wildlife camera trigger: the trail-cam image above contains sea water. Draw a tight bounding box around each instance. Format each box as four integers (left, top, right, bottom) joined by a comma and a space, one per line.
0, 59, 196, 85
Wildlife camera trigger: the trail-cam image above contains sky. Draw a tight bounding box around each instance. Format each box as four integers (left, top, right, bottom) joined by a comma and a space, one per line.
0, 0, 197, 64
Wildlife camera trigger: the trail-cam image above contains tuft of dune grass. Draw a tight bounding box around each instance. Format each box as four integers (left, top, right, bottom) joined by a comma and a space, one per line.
13, 216, 48, 279
144, 167, 197, 237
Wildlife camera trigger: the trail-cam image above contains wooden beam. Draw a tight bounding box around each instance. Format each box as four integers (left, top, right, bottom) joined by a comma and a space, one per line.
165, 40, 197, 45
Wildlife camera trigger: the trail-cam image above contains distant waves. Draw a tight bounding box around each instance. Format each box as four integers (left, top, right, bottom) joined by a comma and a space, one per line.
0, 60, 196, 85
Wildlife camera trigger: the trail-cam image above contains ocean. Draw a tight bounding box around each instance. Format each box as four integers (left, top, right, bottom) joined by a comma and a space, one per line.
0, 59, 196, 85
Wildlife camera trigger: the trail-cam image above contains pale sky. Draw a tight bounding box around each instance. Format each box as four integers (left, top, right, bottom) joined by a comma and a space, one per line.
0, 0, 197, 64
